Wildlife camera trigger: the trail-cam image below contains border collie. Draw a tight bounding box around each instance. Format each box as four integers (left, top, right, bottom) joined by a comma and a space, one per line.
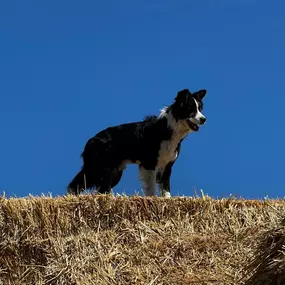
67, 88, 207, 197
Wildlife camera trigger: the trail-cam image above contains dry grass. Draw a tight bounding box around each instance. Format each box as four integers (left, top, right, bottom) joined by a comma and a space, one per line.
0, 194, 285, 285
244, 227, 285, 285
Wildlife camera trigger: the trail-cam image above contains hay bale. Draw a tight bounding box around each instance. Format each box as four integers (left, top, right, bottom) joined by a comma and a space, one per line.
244, 227, 285, 285
1, 195, 285, 284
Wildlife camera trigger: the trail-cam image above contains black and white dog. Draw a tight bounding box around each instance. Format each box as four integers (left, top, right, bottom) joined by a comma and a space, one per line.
68, 88, 207, 197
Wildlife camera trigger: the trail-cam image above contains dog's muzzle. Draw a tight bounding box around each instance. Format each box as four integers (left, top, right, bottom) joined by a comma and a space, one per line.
187, 117, 206, 131
199, 117, 207, 125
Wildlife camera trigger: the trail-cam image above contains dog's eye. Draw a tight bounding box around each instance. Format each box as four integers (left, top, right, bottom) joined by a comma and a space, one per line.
187, 100, 194, 107
188, 102, 195, 110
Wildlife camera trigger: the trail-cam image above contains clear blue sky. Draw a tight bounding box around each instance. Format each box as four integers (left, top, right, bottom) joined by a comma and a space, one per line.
0, 0, 284, 199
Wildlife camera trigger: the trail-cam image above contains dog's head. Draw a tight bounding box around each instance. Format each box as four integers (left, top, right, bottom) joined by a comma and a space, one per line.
173, 89, 207, 132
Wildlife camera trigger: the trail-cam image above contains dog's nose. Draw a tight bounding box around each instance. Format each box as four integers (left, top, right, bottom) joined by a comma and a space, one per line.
200, 117, 206, 124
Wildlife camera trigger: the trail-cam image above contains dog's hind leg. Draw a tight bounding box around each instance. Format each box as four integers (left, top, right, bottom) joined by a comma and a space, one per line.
139, 166, 156, 196
67, 169, 95, 195
96, 170, 113, 194
111, 170, 123, 189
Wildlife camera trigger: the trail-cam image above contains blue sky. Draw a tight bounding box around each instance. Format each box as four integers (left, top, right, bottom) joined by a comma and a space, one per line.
0, 0, 284, 199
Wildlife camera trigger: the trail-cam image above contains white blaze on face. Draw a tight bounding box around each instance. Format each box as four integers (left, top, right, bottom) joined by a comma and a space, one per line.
190, 98, 206, 124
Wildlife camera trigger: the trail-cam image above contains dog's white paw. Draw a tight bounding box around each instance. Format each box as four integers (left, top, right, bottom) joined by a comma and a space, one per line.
163, 192, 171, 198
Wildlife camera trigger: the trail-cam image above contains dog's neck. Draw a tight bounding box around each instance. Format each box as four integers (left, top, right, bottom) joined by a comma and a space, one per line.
158, 106, 191, 139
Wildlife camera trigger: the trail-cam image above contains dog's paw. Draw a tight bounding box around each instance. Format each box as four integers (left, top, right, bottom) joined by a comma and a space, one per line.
162, 192, 171, 198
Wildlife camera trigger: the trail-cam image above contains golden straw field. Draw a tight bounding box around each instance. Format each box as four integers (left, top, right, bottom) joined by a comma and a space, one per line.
0, 194, 285, 285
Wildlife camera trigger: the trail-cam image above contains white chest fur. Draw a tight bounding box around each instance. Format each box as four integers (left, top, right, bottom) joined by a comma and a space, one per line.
157, 139, 178, 170
156, 110, 190, 171
157, 131, 185, 170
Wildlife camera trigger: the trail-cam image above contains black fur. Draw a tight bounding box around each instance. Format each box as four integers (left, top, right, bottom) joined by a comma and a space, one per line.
68, 88, 207, 196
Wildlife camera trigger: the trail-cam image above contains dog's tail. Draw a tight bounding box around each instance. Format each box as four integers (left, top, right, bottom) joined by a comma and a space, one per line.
67, 169, 87, 195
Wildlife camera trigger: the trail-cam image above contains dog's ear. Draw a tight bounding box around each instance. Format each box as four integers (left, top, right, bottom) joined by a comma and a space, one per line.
193, 89, 207, 100
175, 89, 191, 101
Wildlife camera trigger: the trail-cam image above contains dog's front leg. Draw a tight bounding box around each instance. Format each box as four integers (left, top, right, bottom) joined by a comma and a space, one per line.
159, 179, 171, 198
158, 163, 172, 198
139, 167, 156, 196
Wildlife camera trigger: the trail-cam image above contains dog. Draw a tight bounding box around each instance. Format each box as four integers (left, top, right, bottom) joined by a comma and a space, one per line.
67, 88, 207, 197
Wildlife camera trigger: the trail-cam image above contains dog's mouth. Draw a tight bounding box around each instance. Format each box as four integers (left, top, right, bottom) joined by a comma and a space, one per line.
186, 119, 200, 132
